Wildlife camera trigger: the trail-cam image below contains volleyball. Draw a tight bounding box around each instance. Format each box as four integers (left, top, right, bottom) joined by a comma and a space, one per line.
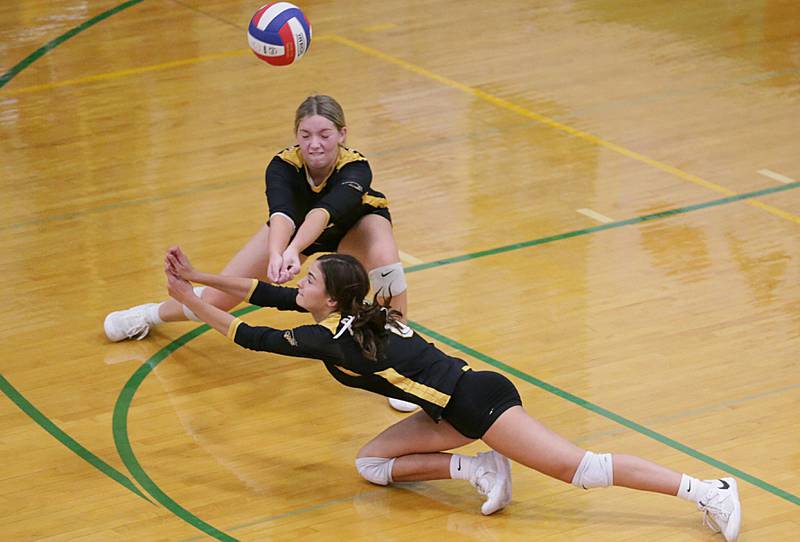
247, 2, 312, 66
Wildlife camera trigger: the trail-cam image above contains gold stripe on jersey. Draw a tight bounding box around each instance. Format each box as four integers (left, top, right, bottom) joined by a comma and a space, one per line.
335, 147, 367, 170
361, 194, 388, 208
374, 368, 450, 407
318, 313, 340, 334
276, 146, 367, 172
462, 365, 472, 371
278, 146, 368, 193
227, 318, 244, 341
305, 166, 329, 193
276, 146, 304, 169
245, 279, 259, 303
333, 365, 361, 377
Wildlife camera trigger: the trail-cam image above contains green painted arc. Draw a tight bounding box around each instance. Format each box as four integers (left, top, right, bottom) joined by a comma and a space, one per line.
0, 374, 151, 502
0, 0, 146, 90
111, 182, 800, 539
1, 1, 797, 535
112, 306, 261, 542
1, 181, 795, 541
0, 0, 152, 506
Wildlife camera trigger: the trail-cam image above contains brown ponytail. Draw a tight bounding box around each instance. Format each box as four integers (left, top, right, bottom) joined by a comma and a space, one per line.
317, 254, 402, 361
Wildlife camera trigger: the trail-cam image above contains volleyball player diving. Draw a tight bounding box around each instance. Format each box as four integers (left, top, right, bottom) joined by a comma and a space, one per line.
104, 94, 416, 412
163, 246, 741, 541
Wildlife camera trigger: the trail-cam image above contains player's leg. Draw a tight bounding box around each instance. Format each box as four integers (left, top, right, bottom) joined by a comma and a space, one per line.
338, 213, 407, 318
482, 406, 741, 540
355, 410, 512, 515
357, 410, 474, 480
104, 224, 272, 341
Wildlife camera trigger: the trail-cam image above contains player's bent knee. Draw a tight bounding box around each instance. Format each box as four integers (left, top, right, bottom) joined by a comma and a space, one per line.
355, 457, 396, 486
571, 451, 613, 489
182, 286, 208, 321
368, 262, 407, 297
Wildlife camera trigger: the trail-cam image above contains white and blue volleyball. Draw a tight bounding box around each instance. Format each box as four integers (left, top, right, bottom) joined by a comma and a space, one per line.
247, 2, 312, 66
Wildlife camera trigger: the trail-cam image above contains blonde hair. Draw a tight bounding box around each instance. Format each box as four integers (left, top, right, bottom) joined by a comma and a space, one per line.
294, 95, 346, 133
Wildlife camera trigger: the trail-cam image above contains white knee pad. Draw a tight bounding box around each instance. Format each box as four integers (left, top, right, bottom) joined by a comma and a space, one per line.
355, 456, 396, 486
368, 262, 407, 297
571, 451, 613, 489
182, 286, 206, 322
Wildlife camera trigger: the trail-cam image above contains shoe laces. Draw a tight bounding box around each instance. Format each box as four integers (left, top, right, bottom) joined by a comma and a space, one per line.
469, 452, 499, 496
127, 323, 149, 340
120, 311, 150, 340
699, 488, 731, 533
473, 467, 495, 496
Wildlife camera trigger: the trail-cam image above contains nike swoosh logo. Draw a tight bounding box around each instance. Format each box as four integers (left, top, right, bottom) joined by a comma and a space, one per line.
380, 270, 393, 277
457, 457, 462, 471
718, 479, 730, 490
687, 480, 692, 492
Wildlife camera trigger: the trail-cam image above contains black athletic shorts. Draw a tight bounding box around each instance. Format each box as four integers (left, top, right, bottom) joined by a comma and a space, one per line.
301, 206, 392, 256
442, 370, 522, 439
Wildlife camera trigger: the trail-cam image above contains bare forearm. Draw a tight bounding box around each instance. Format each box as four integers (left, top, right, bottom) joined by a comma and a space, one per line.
181, 295, 234, 336
287, 209, 329, 253
185, 271, 254, 300
268, 215, 294, 255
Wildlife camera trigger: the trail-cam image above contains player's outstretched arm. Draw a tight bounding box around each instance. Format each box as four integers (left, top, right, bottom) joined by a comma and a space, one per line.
165, 246, 254, 300
165, 270, 234, 336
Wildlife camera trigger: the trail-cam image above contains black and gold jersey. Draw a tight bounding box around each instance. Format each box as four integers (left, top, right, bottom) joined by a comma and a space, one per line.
265, 146, 390, 254
227, 280, 470, 421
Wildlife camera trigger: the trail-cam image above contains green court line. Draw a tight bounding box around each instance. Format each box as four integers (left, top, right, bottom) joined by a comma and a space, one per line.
112, 305, 262, 542
408, 322, 800, 506
4, 182, 797, 537
0, 374, 151, 502
109, 181, 800, 539
0, 0, 145, 90
405, 181, 800, 274
574, 382, 800, 447
3, 0, 790, 535
0, 1, 152, 505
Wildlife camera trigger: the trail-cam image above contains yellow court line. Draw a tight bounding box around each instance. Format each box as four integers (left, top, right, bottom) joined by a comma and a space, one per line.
5, 33, 796, 225
328, 34, 800, 226
3, 35, 337, 96
4, 49, 249, 95
361, 23, 397, 33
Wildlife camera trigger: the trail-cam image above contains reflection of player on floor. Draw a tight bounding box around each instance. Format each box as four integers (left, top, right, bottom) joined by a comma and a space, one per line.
164, 247, 741, 540
103, 94, 416, 412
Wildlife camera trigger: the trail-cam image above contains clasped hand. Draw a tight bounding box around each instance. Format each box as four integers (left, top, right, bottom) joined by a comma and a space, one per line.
164, 245, 196, 303
267, 246, 302, 284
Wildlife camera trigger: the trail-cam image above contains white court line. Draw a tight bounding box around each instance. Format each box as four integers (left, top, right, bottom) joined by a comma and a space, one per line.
104, 353, 147, 365
399, 250, 424, 265
758, 169, 796, 184
577, 208, 614, 223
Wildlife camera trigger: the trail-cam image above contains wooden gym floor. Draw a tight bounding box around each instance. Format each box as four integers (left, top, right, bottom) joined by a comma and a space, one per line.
1, 1, 798, 540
